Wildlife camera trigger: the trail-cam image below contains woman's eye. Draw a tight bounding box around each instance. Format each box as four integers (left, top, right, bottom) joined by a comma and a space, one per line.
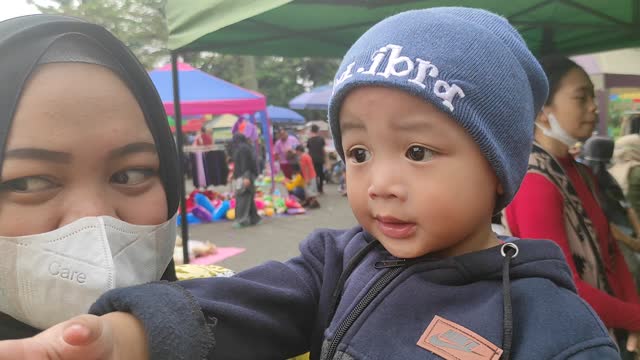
405, 145, 434, 162
111, 169, 155, 185
347, 147, 371, 163
0, 177, 57, 193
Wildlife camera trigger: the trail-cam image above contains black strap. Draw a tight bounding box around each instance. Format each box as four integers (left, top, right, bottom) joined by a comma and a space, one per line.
501, 244, 517, 360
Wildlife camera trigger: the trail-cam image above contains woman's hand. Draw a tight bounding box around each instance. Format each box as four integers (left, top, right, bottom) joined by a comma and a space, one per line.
0, 312, 148, 360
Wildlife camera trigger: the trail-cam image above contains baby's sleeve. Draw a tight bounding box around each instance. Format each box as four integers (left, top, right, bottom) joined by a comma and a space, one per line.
91, 228, 352, 359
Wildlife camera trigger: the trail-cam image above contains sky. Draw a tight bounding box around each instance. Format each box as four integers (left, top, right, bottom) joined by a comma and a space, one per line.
0, 0, 42, 22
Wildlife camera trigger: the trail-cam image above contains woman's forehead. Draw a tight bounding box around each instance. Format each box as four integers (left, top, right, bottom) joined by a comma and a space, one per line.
559, 67, 592, 91
7, 63, 154, 150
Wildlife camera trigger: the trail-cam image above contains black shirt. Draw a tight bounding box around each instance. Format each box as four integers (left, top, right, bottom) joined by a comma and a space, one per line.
307, 135, 326, 163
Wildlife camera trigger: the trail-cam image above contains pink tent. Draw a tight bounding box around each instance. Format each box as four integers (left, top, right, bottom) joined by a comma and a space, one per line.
150, 62, 267, 116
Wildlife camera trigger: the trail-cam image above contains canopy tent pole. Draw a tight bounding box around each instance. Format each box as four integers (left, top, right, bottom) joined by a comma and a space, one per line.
249, 113, 261, 171
257, 110, 276, 193
540, 26, 555, 56
171, 52, 190, 265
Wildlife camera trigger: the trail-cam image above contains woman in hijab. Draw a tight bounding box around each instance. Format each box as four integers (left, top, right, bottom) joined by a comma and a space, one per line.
0, 14, 180, 341
230, 133, 261, 228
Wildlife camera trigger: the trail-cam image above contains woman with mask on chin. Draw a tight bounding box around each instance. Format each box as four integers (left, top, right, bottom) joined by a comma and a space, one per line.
505, 55, 640, 358
0, 14, 180, 344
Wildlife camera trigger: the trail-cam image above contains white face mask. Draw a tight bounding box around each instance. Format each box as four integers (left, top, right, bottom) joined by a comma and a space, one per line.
0, 214, 176, 329
535, 112, 579, 147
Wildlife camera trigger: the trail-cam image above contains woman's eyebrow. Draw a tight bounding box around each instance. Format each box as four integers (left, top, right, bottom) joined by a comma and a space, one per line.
107, 142, 157, 160
4, 148, 71, 163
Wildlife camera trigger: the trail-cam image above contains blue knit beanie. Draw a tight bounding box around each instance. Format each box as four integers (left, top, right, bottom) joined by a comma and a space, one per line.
328, 7, 548, 211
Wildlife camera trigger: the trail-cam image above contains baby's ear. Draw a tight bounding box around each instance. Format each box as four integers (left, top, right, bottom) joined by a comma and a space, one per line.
496, 183, 504, 196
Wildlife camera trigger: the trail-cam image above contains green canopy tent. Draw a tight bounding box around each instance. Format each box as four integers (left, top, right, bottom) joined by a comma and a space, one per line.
167, 0, 640, 57
165, 0, 640, 263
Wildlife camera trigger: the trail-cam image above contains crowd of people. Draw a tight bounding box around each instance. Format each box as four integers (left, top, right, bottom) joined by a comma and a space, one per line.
185, 119, 332, 228
1, 6, 640, 360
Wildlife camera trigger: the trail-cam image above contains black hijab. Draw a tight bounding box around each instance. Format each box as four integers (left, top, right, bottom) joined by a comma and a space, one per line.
0, 15, 179, 338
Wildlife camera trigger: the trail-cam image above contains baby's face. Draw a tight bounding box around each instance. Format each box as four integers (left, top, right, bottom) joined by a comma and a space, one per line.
339, 87, 499, 259
0, 63, 167, 236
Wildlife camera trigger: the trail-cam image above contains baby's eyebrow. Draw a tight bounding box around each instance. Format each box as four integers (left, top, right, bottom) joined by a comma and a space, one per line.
4, 148, 71, 163
340, 120, 366, 134
390, 120, 435, 133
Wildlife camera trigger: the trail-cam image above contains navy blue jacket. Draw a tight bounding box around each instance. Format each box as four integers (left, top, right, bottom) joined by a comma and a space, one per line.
91, 227, 619, 359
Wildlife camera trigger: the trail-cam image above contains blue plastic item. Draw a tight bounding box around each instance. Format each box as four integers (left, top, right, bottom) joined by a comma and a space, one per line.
213, 200, 230, 220
194, 193, 215, 213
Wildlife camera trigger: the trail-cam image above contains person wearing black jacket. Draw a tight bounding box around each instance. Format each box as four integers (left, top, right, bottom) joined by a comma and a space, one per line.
231, 133, 261, 228
307, 124, 326, 194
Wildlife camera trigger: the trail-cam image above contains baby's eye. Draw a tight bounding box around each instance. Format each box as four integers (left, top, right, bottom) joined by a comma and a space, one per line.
346, 147, 371, 163
0, 176, 57, 193
405, 145, 434, 162
111, 169, 156, 185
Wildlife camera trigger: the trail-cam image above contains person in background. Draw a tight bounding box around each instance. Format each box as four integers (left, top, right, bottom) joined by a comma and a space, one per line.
505, 55, 640, 357
282, 163, 307, 203
306, 124, 326, 194
274, 127, 300, 179
581, 136, 640, 292
295, 145, 320, 208
230, 133, 260, 228
611, 134, 640, 218
192, 126, 213, 146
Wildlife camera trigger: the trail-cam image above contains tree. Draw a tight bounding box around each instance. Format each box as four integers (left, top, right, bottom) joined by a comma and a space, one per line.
186, 53, 340, 108
30, 0, 341, 109
28, 0, 168, 69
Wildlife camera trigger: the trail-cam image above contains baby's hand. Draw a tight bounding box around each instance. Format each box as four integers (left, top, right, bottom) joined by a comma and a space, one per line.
0, 312, 146, 359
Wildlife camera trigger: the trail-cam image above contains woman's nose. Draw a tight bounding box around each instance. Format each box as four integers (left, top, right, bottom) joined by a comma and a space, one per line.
58, 187, 117, 228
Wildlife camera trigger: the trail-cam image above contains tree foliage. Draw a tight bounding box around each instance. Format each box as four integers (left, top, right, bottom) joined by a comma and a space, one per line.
29, 0, 340, 111
29, 0, 168, 69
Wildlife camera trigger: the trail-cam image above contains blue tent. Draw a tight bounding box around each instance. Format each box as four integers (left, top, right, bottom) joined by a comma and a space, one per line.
288, 84, 332, 111
267, 105, 305, 124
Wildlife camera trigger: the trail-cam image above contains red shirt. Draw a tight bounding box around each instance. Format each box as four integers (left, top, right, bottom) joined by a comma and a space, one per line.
193, 133, 213, 146
506, 157, 640, 331
299, 153, 316, 183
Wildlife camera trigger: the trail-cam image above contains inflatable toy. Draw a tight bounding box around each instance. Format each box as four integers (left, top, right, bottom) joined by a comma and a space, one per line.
285, 198, 302, 209
194, 193, 215, 213
213, 200, 231, 220
192, 206, 213, 222
287, 208, 306, 215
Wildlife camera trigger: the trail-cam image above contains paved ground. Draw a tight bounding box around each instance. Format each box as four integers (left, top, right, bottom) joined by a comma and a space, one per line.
186, 184, 357, 272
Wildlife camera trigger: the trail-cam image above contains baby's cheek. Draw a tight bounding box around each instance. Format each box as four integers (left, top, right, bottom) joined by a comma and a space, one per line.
416, 187, 477, 234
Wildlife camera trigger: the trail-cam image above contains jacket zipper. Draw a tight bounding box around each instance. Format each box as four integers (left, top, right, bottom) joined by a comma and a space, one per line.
322, 266, 405, 360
